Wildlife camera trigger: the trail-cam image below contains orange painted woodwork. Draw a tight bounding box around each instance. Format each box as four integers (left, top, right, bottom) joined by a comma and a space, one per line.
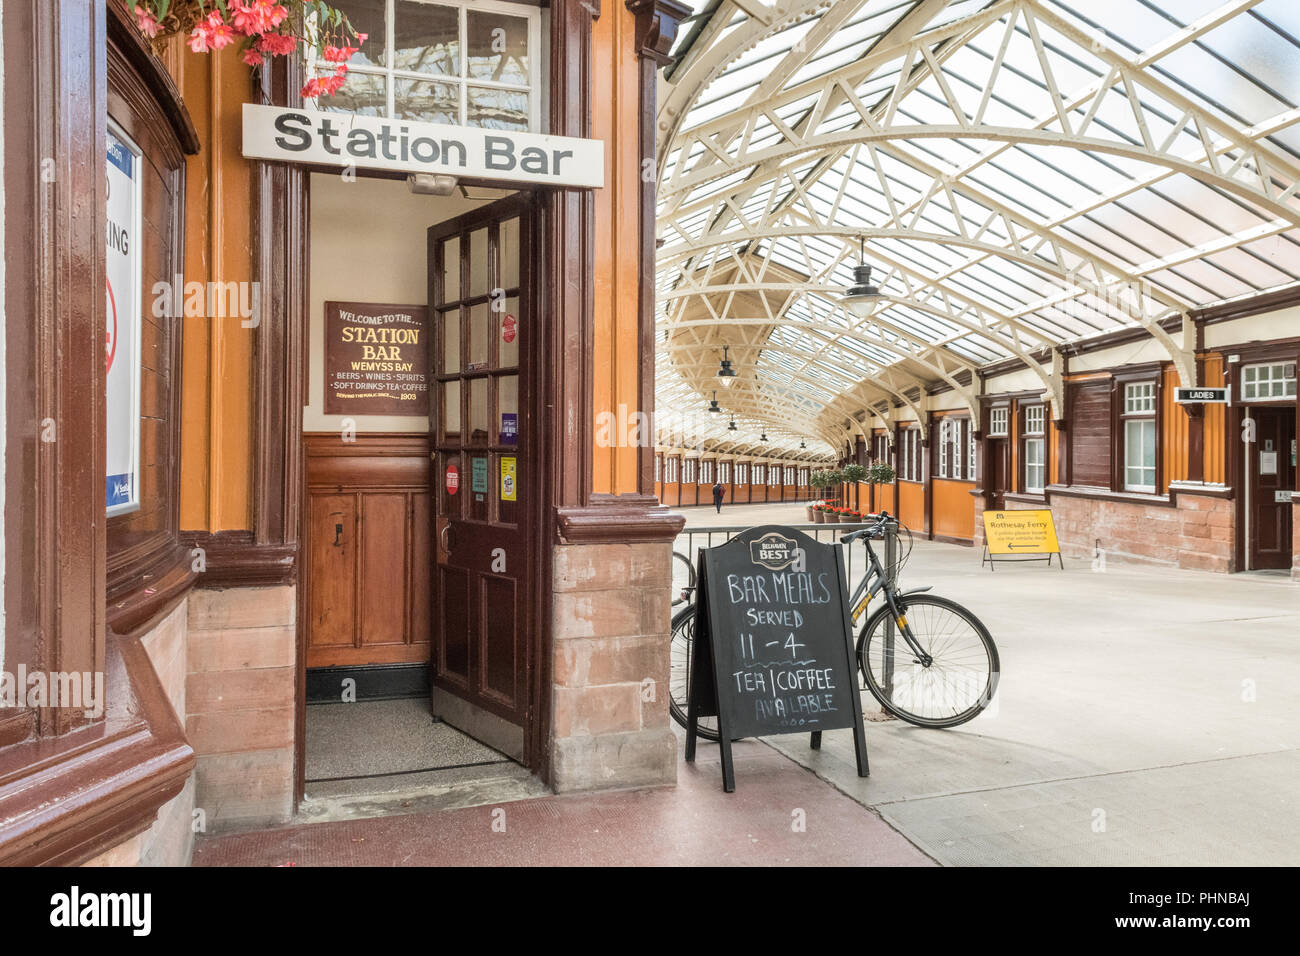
932, 479, 976, 540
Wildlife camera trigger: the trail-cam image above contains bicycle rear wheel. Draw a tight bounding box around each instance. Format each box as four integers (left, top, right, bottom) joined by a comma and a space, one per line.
668, 603, 719, 741
671, 551, 696, 607
857, 594, 999, 728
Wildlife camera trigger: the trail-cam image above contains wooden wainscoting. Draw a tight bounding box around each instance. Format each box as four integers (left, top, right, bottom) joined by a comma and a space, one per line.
304, 433, 432, 668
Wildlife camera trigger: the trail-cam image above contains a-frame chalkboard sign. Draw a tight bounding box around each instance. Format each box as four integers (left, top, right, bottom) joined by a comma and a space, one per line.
685, 526, 870, 792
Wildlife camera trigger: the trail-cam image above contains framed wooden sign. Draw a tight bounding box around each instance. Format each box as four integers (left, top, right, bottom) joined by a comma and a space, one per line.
686, 526, 870, 792
324, 301, 429, 417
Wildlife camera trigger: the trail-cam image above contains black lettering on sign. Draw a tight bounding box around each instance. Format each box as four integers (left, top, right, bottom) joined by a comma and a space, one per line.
686, 525, 870, 792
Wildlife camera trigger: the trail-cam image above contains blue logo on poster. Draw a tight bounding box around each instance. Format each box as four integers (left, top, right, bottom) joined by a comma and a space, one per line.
501, 413, 518, 445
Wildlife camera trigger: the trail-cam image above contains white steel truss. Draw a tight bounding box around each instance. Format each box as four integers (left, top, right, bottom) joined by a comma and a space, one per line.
654, 0, 1300, 459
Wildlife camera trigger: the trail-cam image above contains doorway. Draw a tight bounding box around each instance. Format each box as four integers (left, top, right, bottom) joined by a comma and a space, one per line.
300, 174, 541, 803
427, 196, 537, 761
1245, 405, 1296, 571
986, 438, 1010, 510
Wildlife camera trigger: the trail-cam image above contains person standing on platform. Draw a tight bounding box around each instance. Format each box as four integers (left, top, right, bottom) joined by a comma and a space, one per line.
712, 480, 724, 514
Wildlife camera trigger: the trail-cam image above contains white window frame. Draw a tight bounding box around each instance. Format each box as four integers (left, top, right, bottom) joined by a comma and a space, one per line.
1121, 383, 1157, 493
989, 406, 1009, 437
1024, 438, 1045, 493
312, 0, 543, 132
1240, 362, 1297, 402
938, 420, 950, 478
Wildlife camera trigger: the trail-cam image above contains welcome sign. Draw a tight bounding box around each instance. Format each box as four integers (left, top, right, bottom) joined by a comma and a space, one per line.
242, 104, 605, 188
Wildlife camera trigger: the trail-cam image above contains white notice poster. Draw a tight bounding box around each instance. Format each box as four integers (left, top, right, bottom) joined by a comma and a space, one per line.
106, 123, 142, 515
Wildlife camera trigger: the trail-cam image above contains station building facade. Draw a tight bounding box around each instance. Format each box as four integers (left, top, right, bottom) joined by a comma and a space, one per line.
0, 0, 691, 866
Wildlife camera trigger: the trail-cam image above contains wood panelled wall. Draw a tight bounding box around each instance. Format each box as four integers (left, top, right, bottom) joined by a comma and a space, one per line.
303, 434, 432, 668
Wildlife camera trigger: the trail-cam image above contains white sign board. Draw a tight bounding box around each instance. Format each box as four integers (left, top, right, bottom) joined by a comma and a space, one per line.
106, 123, 142, 516
1276, 491, 1293, 503
1260, 451, 1277, 475
242, 104, 605, 188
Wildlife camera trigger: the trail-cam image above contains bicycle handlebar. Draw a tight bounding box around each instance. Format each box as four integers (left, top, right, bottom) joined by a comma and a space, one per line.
839, 511, 895, 544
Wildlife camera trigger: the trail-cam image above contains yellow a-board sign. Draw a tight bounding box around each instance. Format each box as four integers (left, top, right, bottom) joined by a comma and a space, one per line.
982, 509, 1060, 555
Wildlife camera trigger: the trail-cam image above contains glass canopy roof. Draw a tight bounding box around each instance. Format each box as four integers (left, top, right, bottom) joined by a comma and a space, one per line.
655, 0, 1300, 459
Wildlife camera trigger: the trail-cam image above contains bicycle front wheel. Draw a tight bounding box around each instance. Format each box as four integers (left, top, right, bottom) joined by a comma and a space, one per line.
858, 594, 999, 728
671, 550, 696, 607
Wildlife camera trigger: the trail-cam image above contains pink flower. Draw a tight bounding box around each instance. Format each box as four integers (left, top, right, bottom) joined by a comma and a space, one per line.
188, 24, 212, 53
242, 48, 265, 67
257, 32, 297, 56
134, 5, 160, 38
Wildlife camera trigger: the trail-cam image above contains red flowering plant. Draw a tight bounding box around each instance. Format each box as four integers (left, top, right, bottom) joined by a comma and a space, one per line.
132, 1, 366, 100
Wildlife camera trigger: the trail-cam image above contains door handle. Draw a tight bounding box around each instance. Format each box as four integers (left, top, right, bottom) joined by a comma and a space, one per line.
440, 523, 453, 555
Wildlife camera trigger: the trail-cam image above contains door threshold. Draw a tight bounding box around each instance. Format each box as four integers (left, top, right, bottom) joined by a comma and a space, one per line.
298, 763, 550, 826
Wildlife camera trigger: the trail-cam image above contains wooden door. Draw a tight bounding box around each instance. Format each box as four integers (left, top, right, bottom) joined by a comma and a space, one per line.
1248, 406, 1295, 570
987, 438, 1009, 510
428, 197, 534, 730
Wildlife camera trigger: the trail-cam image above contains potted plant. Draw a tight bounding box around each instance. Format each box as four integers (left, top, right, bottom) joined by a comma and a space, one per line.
843, 463, 866, 511
812, 502, 827, 524
867, 461, 896, 485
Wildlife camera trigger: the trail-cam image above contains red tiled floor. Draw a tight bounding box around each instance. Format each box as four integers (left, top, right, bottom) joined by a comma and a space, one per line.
194, 740, 934, 866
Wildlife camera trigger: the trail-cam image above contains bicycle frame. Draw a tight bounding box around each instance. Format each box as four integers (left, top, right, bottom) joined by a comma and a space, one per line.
845, 528, 934, 669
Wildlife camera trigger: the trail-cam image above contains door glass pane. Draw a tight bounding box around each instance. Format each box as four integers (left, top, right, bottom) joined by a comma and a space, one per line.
499, 217, 520, 288
469, 228, 489, 297
394, 78, 459, 125
442, 380, 461, 440
468, 453, 490, 522
498, 295, 519, 368
497, 452, 519, 525
394, 1, 460, 75
467, 87, 529, 131
467, 12, 530, 85
469, 376, 489, 444
441, 236, 460, 302
439, 451, 463, 517
468, 302, 490, 369
442, 308, 460, 373
498, 374, 519, 446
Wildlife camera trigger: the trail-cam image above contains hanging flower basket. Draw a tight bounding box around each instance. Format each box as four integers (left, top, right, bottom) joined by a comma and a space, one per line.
133, 1, 366, 100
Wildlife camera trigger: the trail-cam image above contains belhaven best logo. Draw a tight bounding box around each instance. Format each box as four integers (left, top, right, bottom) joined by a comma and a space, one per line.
749, 532, 802, 571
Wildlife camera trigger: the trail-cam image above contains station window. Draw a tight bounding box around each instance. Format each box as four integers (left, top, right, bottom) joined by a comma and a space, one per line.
898, 428, 921, 481
737, 462, 748, 485
941, 418, 972, 481
1122, 382, 1157, 493
684, 458, 696, 483
654, 454, 661, 483
1022, 404, 1046, 494
989, 406, 1009, 437
312, 0, 543, 132
719, 461, 730, 483
1241, 362, 1297, 401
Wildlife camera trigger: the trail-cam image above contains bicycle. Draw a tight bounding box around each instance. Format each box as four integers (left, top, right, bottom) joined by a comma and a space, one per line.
668, 513, 999, 738
671, 550, 696, 608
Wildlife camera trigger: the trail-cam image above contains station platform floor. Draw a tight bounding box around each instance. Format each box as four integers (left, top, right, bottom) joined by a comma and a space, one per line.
194, 501, 1300, 866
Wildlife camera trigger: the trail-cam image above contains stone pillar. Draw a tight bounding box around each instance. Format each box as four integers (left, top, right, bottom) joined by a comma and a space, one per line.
552, 495, 684, 792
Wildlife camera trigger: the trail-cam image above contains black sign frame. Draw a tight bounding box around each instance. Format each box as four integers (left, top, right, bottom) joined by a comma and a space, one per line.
684, 526, 870, 792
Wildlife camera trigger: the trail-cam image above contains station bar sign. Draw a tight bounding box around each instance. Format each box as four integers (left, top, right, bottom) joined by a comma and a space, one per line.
1174, 387, 1229, 404
242, 104, 604, 188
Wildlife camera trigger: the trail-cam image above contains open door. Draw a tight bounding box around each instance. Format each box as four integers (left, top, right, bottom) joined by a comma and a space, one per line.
427, 196, 536, 759
1247, 405, 1296, 570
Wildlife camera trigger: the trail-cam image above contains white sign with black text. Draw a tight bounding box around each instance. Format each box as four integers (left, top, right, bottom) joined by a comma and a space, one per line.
241, 104, 604, 188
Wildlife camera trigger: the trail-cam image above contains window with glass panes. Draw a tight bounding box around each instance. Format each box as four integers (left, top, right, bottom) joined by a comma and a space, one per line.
313, 0, 541, 132
1122, 382, 1157, 492
654, 454, 661, 483
665, 457, 677, 483
1241, 362, 1297, 401
736, 462, 748, 485
989, 406, 1009, 437
1023, 404, 1046, 493
719, 461, 730, 483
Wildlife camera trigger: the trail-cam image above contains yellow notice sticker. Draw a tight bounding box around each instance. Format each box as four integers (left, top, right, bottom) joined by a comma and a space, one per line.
982, 509, 1060, 555
501, 457, 517, 502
